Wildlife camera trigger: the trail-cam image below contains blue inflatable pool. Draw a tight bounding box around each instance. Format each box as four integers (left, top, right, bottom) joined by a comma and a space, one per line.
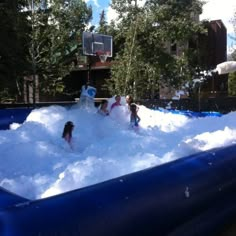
157, 108, 222, 118
0, 144, 236, 235
0, 107, 222, 131
0, 107, 235, 236
0, 108, 33, 130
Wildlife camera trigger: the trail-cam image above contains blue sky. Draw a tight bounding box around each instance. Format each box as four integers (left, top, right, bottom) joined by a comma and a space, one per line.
85, 0, 236, 53
84, 0, 110, 24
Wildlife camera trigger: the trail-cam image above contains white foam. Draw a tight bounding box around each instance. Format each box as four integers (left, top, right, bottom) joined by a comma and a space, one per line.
0, 103, 236, 199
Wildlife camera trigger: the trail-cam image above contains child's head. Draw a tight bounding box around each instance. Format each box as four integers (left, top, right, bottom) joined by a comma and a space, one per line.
115, 95, 121, 103
101, 100, 108, 109
62, 121, 74, 138
65, 121, 74, 128
126, 95, 133, 104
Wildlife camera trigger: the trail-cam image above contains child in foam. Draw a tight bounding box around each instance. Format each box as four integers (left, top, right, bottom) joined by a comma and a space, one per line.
126, 95, 139, 116
62, 121, 75, 149
98, 100, 109, 116
130, 103, 140, 129
79, 82, 97, 108
110, 95, 122, 111
125, 95, 134, 111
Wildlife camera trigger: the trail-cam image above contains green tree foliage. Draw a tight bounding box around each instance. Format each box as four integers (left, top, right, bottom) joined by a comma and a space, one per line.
0, 0, 92, 102
107, 0, 204, 99
0, 0, 29, 102
228, 72, 236, 96
228, 55, 236, 97
27, 0, 92, 97
228, 10, 236, 96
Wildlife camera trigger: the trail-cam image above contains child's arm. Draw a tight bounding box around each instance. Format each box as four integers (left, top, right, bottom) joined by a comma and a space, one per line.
64, 133, 70, 143
137, 115, 141, 123
64, 134, 73, 149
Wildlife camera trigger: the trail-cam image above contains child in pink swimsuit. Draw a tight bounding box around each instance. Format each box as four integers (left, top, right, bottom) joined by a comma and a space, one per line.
111, 95, 122, 110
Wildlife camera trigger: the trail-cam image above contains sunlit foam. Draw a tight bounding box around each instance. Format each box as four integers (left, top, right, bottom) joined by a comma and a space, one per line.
0, 103, 236, 199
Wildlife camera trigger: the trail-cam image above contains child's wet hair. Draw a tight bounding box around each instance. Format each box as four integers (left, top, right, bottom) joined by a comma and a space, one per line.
65, 121, 74, 127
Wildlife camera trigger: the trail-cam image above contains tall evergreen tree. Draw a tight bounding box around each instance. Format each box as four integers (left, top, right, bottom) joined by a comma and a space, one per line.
96, 10, 108, 34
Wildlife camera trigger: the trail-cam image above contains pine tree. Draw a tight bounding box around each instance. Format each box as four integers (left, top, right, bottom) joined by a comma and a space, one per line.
96, 10, 108, 34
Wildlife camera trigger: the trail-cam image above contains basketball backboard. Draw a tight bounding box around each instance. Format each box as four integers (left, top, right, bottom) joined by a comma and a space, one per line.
82, 32, 113, 57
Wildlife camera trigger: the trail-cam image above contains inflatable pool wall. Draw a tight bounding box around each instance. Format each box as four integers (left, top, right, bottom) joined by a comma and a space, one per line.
0, 107, 222, 130
0, 187, 29, 209
0, 108, 33, 130
0, 108, 236, 236
0, 144, 236, 235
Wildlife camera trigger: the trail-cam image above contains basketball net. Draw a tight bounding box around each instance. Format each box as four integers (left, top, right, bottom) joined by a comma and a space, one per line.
97, 52, 109, 63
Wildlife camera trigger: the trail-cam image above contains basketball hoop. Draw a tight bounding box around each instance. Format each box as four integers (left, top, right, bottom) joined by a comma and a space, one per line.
97, 51, 109, 63
99, 54, 108, 63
